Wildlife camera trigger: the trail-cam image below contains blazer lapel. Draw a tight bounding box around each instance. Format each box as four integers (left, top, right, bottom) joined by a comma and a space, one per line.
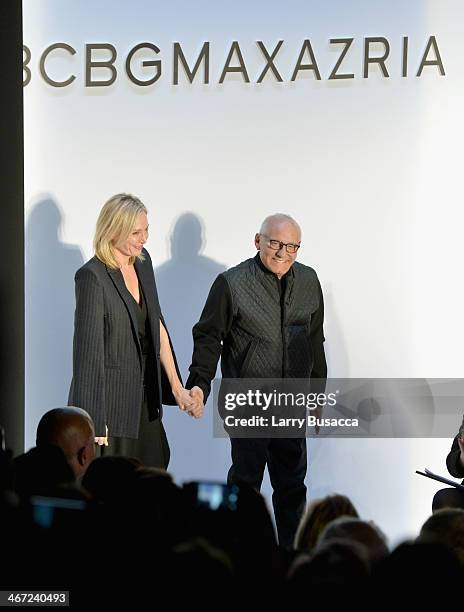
135, 256, 160, 345
106, 266, 142, 362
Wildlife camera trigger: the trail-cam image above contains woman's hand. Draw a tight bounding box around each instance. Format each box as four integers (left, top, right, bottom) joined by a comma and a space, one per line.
95, 425, 109, 446
174, 386, 195, 411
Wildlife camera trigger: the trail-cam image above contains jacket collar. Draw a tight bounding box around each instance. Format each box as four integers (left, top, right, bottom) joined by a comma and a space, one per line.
134, 253, 158, 323
253, 253, 295, 306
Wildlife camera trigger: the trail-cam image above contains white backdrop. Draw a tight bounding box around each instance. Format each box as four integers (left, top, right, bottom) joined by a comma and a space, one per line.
23, 0, 464, 545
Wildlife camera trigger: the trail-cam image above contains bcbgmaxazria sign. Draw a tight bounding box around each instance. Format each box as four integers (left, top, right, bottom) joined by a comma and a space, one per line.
23, 36, 445, 88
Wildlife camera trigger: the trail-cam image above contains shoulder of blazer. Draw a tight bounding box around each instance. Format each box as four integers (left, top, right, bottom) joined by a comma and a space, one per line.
140, 248, 153, 266
75, 256, 107, 284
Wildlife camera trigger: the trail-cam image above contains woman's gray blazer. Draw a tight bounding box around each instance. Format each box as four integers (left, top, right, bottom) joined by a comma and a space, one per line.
68, 248, 180, 438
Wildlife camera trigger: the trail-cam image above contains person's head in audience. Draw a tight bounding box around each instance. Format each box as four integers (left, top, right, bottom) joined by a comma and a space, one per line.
36, 407, 95, 480
128, 468, 193, 548
373, 541, 463, 598
294, 494, 359, 551
287, 539, 370, 599
81, 455, 142, 503
318, 516, 389, 565
166, 538, 234, 594
13, 445, 75, 499
432, 486, 464, 512
418, 508, 464, 565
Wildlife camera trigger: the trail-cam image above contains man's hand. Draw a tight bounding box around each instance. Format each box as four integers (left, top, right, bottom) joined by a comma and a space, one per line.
187, 386, 204, 419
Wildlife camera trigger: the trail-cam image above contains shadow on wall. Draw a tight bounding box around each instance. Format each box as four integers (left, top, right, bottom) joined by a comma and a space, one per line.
155, 212, 230, 482
25, 196, 84, 450
306, 284, 347, 472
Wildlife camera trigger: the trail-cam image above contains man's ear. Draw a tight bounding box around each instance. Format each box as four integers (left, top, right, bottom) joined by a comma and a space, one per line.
77, 445, 90, 467
77, 446, 86, 467
254, 233, 260, 250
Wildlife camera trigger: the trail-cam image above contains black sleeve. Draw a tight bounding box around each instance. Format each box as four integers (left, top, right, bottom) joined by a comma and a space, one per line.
446, 436, 464, 478
186, 274, 233, 403
310, 277, 327, 383
68, 268, 106, 437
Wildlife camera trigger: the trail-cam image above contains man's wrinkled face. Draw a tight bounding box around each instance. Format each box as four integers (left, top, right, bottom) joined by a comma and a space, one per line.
255, 220, 301, 278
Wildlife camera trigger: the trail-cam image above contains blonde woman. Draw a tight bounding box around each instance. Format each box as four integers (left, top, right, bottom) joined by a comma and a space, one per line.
69, 193, 202, 468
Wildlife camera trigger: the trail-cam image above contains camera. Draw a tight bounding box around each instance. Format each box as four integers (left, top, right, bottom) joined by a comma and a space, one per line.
184, 481, 239, 512
30, 495, 87, 529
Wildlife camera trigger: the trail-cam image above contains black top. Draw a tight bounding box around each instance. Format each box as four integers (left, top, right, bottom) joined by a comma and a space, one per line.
130, 282, 150, 354
128, 277, 158, 414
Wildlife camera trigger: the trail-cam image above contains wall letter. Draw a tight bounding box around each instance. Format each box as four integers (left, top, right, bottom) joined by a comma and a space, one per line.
291, 40, 321, 81
328, 38, 354, 80
219, 42, 250, 83
39, 43, 76, 87
417, 36, 445, 76
363, 37, 390, 78
86, 44, 117, 87
126, 43, 161, 86
173, 42, 209, 84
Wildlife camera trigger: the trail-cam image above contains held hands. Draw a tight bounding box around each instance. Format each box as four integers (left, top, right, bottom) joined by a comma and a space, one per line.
188, 386, 204, 419
174, 386, 204, 419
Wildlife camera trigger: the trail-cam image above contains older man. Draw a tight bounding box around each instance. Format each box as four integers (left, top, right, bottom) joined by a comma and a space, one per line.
187, 214, 327, 548
36, 407, 96, 480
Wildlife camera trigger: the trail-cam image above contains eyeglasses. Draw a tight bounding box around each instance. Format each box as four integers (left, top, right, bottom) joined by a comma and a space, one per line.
261, 234, 300, 254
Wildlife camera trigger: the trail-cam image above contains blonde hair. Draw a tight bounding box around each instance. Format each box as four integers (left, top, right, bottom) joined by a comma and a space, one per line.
94, 193, 147, 268
294, 494, 359, 551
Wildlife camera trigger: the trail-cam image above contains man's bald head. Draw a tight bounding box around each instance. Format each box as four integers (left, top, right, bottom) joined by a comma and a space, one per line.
259, 214, 301, 240
36, 407, 96, 479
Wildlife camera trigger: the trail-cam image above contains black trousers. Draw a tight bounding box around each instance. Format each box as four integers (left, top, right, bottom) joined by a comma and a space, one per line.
227, 437, 307, 549
98, 400, 170, 469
